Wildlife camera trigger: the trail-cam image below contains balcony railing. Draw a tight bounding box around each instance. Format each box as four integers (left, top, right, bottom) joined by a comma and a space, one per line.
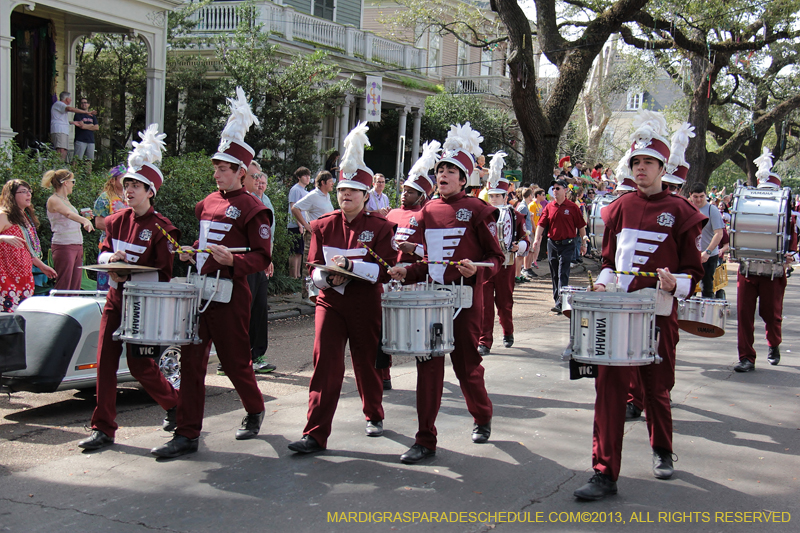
190, 1, 428, 73
444, 76, 510, 97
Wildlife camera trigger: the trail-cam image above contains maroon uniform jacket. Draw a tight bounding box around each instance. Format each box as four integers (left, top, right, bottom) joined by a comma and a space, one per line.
386, 204, 424, 264
595, 189, 706, 298
99, 207, 180, 305
308, 209, 397, 301
405, 191, 503, 285
193, 188, 272, 278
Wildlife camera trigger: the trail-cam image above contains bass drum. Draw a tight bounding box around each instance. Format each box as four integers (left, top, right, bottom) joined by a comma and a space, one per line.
730, 186, 790, 267
589, 195, 615, 250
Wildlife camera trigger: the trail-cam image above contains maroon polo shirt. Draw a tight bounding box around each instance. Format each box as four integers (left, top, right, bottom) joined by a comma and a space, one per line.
537, 198, 586, 241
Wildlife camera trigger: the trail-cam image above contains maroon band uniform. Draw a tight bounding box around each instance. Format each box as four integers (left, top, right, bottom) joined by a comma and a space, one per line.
90, 207, 180, 438
301, 209, 396, 448
593, 189, 705, 481
175, 188, 272, 440
403, 191, 503, 450
386, 204, 425, 265
480, 205, 529, 349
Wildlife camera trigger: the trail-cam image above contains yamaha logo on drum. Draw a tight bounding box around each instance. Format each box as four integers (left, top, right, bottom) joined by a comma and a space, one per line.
595, 317, 607, 356
132, 301, 141, 334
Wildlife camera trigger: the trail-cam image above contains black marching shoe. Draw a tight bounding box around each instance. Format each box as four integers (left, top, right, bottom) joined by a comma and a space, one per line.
235, 411, 265, 440
551, 305, 562, 314
652, 447, 677, 479
383, 379, 392, 391
573, 471, 618, 501
288, 435, 325, 454
734, 359, 755, 372
477, 345, 490, 356
78, 430, 114, 451
162, 407, 177, 432
472, 421, 491, 444
400, 444, 435, 464
767, 345, 781, 366
150, 434, 199, 458
625, 402, 642, 421
503, 335, 514, 348
365, 420, 384, 437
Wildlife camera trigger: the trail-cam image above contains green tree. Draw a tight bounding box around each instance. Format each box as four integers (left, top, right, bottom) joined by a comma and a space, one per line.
215, 2, 355, 179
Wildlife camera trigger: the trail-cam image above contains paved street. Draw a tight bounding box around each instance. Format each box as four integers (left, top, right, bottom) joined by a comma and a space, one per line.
1, 261, 798, 532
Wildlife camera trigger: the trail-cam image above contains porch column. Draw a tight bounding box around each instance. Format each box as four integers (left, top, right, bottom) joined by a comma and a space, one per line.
339, 94, 353, 152
0, 34, 14, 145
394, 105, 409, 184
410, 107, 423, 162
143, 16, 168, 130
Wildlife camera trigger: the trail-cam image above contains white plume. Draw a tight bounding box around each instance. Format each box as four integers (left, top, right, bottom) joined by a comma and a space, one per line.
487, 151, 507, 186
615, 148, 633, 182
754, 147, 774, 182
630, 110, 669, 147
667, 122, 695, 170
442, 122, 483, 157
128, 124, 166, 170
340, 121, 370, 176
218, 87, 259, 150
408, 140, 441, 178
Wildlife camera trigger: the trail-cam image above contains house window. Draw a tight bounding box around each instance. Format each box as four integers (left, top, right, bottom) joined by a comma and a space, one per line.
627, 91, 644, 110
457, 41, 468, 77
428, 33, 441, 75
481, 49, 493, 76
313, 0, 335, 21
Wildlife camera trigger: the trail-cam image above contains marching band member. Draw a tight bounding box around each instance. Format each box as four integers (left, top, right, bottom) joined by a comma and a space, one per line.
151, 88, 272, 458
79, 125, 180, 450
734, 149, 797, 372
574, 111, 706, 500
389, 123, 503, 464
478, 152, 529, 354
288, 122, 397, 454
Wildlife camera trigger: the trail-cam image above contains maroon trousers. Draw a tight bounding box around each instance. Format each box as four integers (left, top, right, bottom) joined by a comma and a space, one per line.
91, 298, 178, 438
627, 371, 645, 411
415, 286, 493, 450
737, 272, 786, 363
303, 291, 384, 448
176, 278, 264, 440
479, 264, 516, 349
592, 307, 679, 481
52, 243, 83, 291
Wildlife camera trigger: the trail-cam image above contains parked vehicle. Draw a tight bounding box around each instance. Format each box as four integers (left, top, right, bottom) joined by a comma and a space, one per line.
1, 291, 180, 393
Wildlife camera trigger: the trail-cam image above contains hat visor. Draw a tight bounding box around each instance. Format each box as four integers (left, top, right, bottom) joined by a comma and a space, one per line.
211, 152, 245, 167
487, 188, 507, 195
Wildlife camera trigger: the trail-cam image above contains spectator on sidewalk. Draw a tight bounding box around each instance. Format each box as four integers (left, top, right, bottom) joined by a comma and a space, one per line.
50, 92, 95, 161
366, 173, 390, 216
72, 97, 99, 168
288, 166, 311, 279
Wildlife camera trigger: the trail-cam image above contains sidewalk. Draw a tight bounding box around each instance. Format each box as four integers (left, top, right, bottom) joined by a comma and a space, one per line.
2, 262, 798, 533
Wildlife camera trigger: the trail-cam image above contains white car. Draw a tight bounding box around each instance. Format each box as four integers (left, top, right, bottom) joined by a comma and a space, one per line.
1, 291, 180, 393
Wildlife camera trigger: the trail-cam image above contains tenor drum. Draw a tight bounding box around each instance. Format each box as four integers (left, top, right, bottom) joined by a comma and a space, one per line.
566, 291, 659, 366
589, 195, 614, 250
381, 290, 455, 356
730, 186, 789, 271
560, 285, 588, 318
677, 297, 728, 338
115, 281, 200, 346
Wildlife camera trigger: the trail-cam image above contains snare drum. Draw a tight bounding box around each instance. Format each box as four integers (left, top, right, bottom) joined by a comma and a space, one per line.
114, 281, 200, 346
730, 186, 790, 271
566, 291, 659, 366
560, 285, 588, 318
381, 290, 455, 356
677, 297, 728, 337
589, 196, 614, 250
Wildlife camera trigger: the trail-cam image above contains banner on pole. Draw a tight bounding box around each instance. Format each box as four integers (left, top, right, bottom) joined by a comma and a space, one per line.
366, 76, 383, 122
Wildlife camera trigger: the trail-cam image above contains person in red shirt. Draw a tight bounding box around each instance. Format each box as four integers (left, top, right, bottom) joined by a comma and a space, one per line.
389, 122, 504, 464
531, 178, 587, 313
78, 125, 180, 451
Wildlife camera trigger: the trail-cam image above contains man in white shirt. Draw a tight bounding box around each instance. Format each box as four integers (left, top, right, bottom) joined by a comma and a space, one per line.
366, 173, 390, 215
291, 171, 335, 236
50, 91, 95, 161
287, 167, 311, 278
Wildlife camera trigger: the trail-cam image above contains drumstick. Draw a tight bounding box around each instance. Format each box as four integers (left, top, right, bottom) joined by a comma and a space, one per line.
180, 247, 250, 254
614, 270, 691, 279
418, 259, 494, 267
358, 241, 392, 272
588, 271, 595, 291
155, 223, 195, 265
